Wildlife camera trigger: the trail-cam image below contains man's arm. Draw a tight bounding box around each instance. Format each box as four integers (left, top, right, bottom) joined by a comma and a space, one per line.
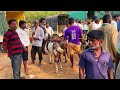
108, 69, 114, 79
64, 29, 68, 40
79, 67, 85, 79
2, 33, 9, 51
2, 44, 7, 51
111, 26, 118, 57
78, 53, 86, 79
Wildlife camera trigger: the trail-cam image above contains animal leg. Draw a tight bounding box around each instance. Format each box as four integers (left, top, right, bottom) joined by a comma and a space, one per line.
49, 54, 52, 64
55, 62, 59, 74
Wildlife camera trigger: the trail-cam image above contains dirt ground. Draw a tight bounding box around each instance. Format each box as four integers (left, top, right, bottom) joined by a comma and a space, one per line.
0, 44, 80, 79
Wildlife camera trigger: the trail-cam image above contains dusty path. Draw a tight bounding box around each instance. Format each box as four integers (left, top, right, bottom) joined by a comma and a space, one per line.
0, 45, 80, 79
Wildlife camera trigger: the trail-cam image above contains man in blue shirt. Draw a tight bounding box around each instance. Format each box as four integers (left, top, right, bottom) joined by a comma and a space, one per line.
117, 14, 120, 32
78, 30, 114, 79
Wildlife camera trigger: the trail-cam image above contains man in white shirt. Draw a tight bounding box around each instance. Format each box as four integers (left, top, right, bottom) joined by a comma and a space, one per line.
31, 20, 44, 65
74, 19, 79, 26
92, 18, 101, 30
82, 21, 89, 30
16, 20, 30, 75
78, 20, 83, 30
111, 15, 119, 30
45, 23, 54, 41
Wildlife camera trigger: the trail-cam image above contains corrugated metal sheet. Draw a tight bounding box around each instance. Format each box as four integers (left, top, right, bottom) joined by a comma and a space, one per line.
46, 15, 58, 32
68, 11, 88, 21
46, 14, 68, 34
95, 11, 105, 18
111, 11, 120, 15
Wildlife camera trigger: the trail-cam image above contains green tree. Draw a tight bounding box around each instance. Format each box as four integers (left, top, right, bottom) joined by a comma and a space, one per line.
24, 11, 69, 22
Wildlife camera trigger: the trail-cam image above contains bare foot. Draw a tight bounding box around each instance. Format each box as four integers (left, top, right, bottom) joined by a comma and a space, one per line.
25, 69, 30, 75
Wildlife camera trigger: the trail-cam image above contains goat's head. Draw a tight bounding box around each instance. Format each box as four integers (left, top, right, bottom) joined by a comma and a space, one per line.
53, 42, 64, 55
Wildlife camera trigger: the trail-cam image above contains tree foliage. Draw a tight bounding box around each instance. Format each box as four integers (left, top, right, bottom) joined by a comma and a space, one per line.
24, 11, 69, 22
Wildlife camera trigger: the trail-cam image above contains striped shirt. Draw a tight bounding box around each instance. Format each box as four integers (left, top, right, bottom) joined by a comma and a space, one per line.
2, 29, 23, 57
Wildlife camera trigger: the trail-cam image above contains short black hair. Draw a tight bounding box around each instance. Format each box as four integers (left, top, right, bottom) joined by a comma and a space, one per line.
39, 18, 45, 23
8, 19, 16, 25
19, 20, 26, 27
112, 14, 119, 19
87, 30, 104, 40
103, 14, 112, 23
93, 16, 97, 21
78, 20, 81, 23
95, 18, 100, 23
68, 18, 74, 24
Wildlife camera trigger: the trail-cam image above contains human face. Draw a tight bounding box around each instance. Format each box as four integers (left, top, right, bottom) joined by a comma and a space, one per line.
21, 23, 26, 29
46, 23, 49, 28
41, 20, 46, 25
118, 16, 120, 21
34, 22, 39, 27
88, 38, 102, 50
9, 21, 17, 31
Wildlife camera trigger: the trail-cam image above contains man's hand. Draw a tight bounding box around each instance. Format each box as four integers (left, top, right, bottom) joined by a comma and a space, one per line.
2, 44, 8, 51
33, 37, 40, 41
23, 47, 28, 52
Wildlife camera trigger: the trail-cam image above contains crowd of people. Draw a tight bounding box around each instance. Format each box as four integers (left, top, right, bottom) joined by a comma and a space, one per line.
2, 13, 120, 79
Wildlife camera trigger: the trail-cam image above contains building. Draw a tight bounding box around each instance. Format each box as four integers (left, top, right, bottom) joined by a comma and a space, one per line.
0, 11, 25, 35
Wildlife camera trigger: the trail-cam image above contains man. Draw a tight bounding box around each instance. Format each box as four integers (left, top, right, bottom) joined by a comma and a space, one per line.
78, 20, 83, 30
98, 14, 118, 62
115, 31, 120, 78
74, 19, 79, 26
2, 19, 26, 79
98, 14, 118, 77
111, 14, 119, 30
92, 18, 101, 30
45, 22, 54, 41
89, 16, 97, 31
31, 20, 44, 65
16, 20, 30, 75
39, 18, 47, 55
117, 14, 120, 32
64, 18, 83, 68
79, 30, 114, 79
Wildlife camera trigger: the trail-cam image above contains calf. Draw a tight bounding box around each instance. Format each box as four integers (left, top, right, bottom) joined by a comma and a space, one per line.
45, 41, 64, 73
